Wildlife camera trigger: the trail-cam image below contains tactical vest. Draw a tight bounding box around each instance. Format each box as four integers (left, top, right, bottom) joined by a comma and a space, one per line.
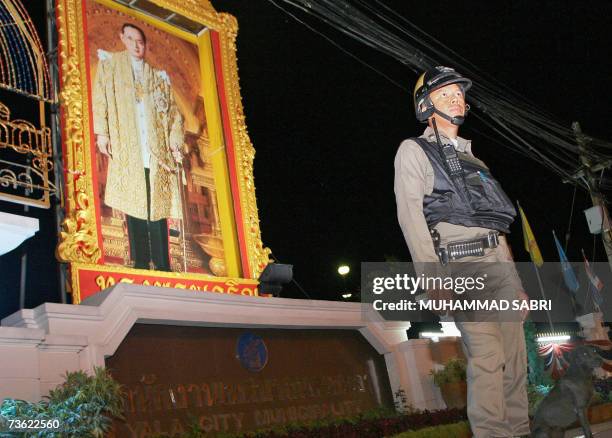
412, 137, 516, 233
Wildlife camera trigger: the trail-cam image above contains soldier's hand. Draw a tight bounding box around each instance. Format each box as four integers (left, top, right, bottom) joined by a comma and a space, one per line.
97, 134, 112, 158
426, 287, 455, 316
517, 289, 530, 321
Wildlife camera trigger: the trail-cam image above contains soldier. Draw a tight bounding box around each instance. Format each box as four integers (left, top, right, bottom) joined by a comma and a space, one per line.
394, 66, 530, 438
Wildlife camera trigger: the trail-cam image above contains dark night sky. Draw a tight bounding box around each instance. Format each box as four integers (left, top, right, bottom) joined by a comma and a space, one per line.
1, 1, 612, 318
213, 0, 612, 299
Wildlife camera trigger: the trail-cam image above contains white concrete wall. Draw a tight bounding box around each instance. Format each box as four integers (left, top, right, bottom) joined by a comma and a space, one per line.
0, 327, 44, 401
0, 283, 448, 410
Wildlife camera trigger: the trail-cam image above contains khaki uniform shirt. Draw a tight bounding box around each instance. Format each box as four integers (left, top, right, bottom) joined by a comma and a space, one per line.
394, 127, 521, 286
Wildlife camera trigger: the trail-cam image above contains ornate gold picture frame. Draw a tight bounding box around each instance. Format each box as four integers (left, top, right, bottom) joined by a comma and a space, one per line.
55, 0, 270, 302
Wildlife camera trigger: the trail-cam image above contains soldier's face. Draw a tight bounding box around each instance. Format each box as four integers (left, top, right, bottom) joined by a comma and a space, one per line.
429, 84, 466, 117
120, 26, 146, 59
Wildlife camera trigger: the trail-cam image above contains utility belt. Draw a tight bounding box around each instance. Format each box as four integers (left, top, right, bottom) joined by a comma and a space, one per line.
430, 229, 499, 266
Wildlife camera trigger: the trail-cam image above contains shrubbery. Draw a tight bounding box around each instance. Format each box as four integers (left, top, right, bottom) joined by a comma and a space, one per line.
429, 358, 466, 386
0, 367, 123, 438
527, 384, 551, 416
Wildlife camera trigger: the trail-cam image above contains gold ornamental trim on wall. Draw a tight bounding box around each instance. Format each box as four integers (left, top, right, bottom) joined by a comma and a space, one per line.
0, 0, 54, 102
0, 0, 56, 208
56, 0, 100, 263
0, 101, 55, 208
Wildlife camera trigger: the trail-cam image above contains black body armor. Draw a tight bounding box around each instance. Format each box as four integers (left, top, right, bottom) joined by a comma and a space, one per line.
412, 137, 516, 233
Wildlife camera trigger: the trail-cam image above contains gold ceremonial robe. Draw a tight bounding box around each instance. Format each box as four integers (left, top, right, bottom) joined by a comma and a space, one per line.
93, 50, 183, 221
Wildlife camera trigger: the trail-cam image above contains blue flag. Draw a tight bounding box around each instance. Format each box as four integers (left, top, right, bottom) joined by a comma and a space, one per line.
553, 231, 579, 294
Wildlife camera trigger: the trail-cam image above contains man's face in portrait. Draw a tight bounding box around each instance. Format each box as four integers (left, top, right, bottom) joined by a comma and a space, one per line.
120, 25, 146, 60
428, 83, 466, 118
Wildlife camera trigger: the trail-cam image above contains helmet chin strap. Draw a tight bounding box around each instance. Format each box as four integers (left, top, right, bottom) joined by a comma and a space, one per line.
433, 107, 465, 126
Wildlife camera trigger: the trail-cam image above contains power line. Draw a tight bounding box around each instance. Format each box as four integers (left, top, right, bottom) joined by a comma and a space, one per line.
270, 0, 612, 186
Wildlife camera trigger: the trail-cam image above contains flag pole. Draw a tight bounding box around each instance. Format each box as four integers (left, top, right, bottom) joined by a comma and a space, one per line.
531, 261, 555, 333
552, 229, 580, 317
517, 200, 555, 332
581, 248, 594, 313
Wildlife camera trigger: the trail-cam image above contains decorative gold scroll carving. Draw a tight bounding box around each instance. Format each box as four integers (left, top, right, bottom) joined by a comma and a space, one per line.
0, 102, 52, 162
213, 20, 272, 278
57, 191, 101, 262
56, 0, 100, 263
0, 100, 54, 207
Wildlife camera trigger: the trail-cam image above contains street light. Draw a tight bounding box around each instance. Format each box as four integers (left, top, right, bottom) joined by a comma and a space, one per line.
337, 264, 350, 299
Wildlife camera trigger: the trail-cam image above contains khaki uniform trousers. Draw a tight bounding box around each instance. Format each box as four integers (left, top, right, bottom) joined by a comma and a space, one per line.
450, 246, 530, 438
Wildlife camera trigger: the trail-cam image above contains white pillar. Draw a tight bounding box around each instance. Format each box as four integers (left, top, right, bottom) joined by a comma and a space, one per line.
384, 339, 446, 412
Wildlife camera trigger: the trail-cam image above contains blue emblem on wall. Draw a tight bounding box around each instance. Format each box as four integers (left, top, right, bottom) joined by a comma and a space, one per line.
236, 333, 268, 372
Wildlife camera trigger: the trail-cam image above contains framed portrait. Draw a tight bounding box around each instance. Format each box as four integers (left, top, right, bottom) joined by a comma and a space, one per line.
56, 0, 270, 302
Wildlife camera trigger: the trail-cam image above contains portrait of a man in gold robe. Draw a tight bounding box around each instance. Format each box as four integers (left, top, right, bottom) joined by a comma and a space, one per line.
92, 23, 184, 271
87, 0, 227, 277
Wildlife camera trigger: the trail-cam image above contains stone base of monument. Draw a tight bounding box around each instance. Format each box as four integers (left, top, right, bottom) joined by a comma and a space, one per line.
0, 284, 459, 435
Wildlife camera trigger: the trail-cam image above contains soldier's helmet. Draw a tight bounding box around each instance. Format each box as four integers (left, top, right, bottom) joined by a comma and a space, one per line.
413, 66, 472, 123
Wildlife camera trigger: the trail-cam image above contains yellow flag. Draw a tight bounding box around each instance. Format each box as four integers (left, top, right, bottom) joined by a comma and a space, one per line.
518, 203, 544, 267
